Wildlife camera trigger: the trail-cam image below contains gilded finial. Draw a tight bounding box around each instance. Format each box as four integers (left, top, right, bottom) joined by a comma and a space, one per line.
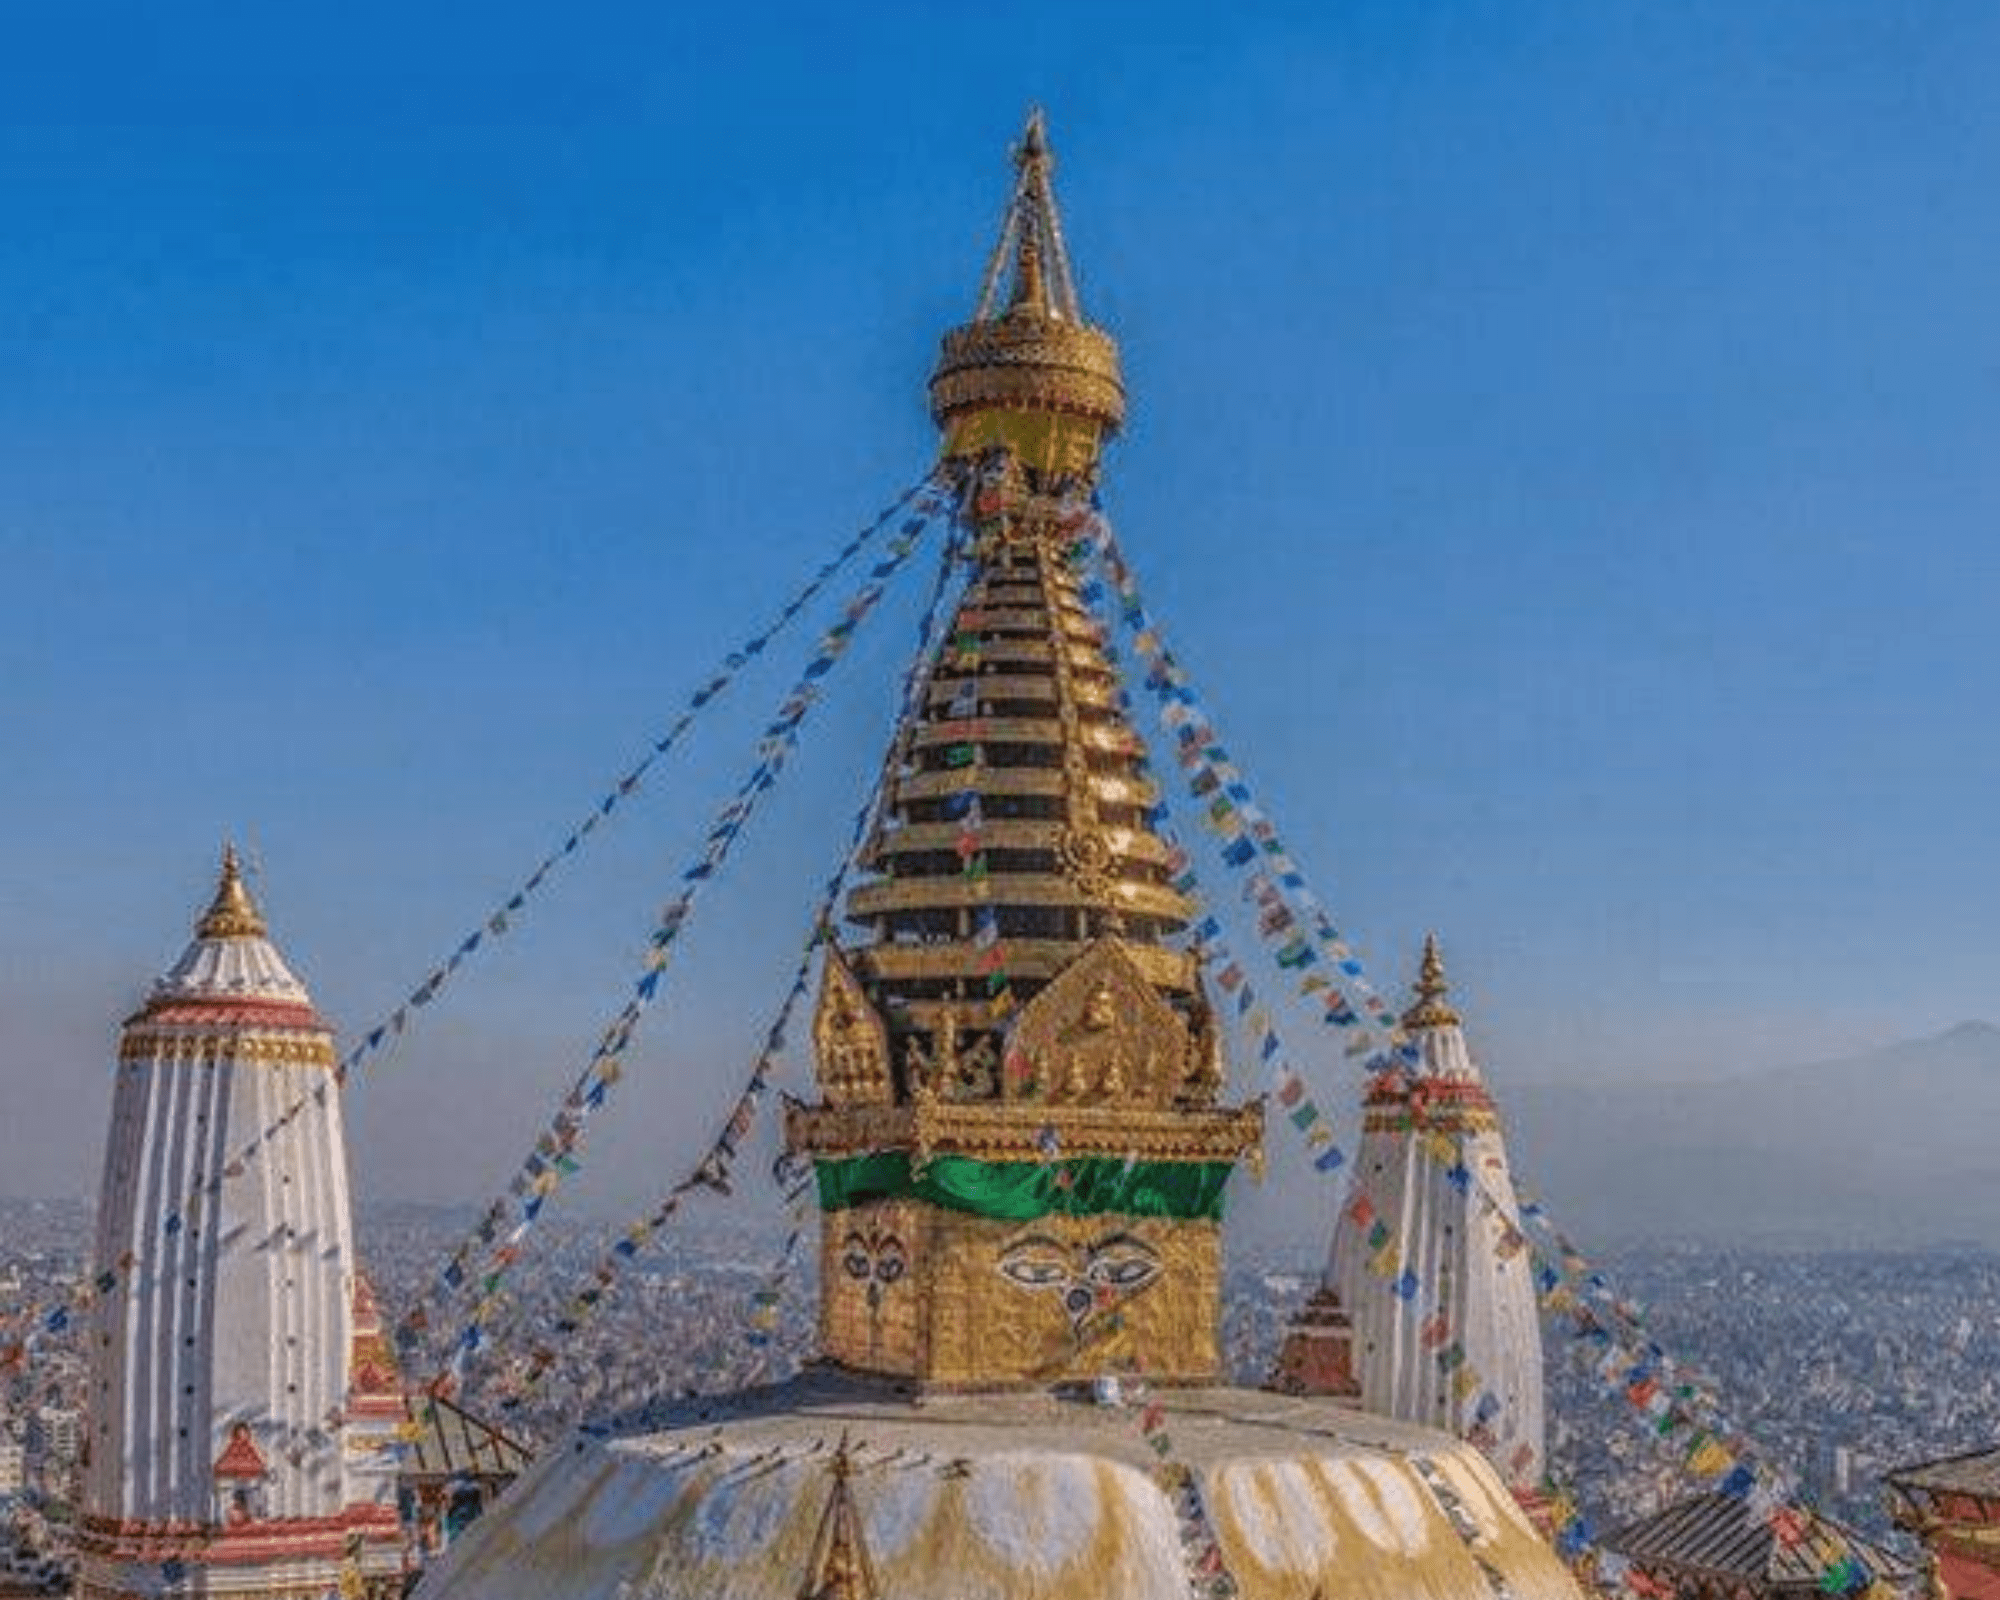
1017, 106, 1049, 171
1401, 933, 1460, 1031
197, 843, 268, 940
930, 109, 1124, 443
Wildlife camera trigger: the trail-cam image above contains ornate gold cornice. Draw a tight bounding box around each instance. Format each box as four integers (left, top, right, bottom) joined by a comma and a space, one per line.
785, 1096, 1264, 1168
891, 767, 1158, 807
856, 938, 1195, 991
845, 872, 1192, 921
119, 1029, 337, 1069
869, 819, 1174, 865
929, 320, 1125, 433
1362, 1105, 1500, 1135
906, 717, 1139, 755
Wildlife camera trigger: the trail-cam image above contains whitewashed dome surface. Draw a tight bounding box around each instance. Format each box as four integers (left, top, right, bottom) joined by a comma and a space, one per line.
412, 1372, 1585, 1600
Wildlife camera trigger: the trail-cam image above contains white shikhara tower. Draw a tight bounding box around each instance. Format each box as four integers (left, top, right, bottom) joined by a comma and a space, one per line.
80, 850, 403, 1600
1329, 936, 1547, 1492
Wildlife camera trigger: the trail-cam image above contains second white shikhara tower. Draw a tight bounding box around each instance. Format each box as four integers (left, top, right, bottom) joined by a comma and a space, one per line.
79, 849, 403, 1599
1328, 936, 1548, 1491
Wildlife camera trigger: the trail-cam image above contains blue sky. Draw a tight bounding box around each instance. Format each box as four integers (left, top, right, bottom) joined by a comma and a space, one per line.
3, 1, 1996, 1213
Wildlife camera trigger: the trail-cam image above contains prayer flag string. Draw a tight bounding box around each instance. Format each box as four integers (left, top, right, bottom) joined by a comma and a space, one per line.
474, 505, 978, 1411
0, 475, 947, 1389
388, 507, 946, 1390
1078, 494, 1876, 1600
335, 474, 947, 1087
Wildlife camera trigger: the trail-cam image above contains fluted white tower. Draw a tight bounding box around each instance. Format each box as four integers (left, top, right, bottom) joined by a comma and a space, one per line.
79, 849, 403, 1600
1328, 936, 1547, 1492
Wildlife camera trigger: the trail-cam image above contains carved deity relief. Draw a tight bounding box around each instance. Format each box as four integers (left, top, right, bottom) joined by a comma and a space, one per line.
1007, 938, 1189, 1105
813, 945, 890, 1106
904, 1004, 998, 1103
1182, 972, 1225, 1106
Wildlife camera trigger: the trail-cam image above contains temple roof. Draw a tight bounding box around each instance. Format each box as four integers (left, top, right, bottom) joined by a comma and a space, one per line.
398, 1394, 534, 1485
1888, 1444, 2000, 1502
1606, 1493, 1914, 1590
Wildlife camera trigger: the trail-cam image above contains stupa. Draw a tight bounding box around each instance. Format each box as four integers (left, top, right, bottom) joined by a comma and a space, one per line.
78, 850, 404, 1600
412, 114, 1587, 1600
1306, 937, 1548, 1494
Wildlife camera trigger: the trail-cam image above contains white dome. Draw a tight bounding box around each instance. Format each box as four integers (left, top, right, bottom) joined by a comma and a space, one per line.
413, 1377, 1585, 1600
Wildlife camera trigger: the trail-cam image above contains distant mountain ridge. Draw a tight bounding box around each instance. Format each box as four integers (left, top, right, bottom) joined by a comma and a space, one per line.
1503, 1021, 2000, 1249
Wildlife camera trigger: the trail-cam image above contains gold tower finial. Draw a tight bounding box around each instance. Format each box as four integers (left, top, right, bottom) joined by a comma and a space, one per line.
1402, 932, 1461, 1031
196, 843, 267, 941
798, 1433, 877, 1600
929, 108, 1125, 455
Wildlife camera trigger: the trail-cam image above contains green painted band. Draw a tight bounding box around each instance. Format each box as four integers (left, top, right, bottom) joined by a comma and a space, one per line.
813, 1151, 1234, 1222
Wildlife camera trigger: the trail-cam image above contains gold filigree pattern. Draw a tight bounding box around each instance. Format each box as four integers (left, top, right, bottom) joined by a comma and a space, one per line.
814, 947, 892, 1106
1007, 939, 1190, 1105
119, 1031, 336, 1068
784, 1097, 1264, 1168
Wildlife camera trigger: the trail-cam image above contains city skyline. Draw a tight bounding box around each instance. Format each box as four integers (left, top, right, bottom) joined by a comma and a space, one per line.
5, 2, 1998, 1213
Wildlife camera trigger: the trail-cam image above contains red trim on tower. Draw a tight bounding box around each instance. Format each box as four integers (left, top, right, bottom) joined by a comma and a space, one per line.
212, 1423, 269, 1481
126, 996, 329, 1031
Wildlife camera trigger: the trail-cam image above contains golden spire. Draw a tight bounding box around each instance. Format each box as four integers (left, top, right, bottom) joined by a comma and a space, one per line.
782, 112, 1263, 1393
798, 1435, 877, 1600
1402, 933, 1461, 1031
929, 108, 1125, 453
196, 843, 268, 940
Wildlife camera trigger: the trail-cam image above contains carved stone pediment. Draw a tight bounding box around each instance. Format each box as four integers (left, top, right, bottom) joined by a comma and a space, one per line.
1006, 937, 1190, 1106
814, 944, 891, 1106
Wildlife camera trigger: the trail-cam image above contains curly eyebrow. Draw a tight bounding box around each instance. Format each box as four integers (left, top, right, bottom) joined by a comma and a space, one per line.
1090, 1231, 1158, 1257
1002, 1234, 1067, 1254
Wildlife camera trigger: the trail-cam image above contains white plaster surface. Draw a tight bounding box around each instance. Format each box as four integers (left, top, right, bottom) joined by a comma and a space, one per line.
413, 1378, 1585, 1600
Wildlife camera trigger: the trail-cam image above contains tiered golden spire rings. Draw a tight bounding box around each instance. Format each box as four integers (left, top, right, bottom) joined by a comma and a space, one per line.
197, 843, 268, 940
928, 108, 1124, 436
1401, 932, 1462, 1031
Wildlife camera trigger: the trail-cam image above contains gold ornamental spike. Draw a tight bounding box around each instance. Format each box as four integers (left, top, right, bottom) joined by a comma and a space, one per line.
1401, 932, 1461, 1031
197, 843, 268, 940
798, 1433, 877, 1600
930, 108, 1125, 443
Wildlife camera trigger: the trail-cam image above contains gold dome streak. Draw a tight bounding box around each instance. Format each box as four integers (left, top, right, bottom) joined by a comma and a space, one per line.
196, 842, 269, 940
787, 111, 1262, 1391
797, 1437, 879, 1600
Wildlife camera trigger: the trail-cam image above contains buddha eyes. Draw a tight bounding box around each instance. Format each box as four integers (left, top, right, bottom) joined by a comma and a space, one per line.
1000, 1253, 1070, 1289
997, 1233, 1161, 1300
1085, 1246, 1159, 1291
843, 1232, 907, 1285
